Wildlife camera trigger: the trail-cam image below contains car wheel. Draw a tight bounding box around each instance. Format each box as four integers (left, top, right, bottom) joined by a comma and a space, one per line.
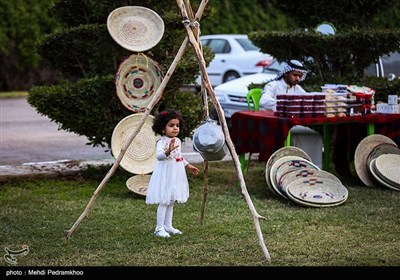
223, 71, 240, 83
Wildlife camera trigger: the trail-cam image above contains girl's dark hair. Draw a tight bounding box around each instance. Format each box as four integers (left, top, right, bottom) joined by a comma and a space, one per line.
152, 109, 184, 136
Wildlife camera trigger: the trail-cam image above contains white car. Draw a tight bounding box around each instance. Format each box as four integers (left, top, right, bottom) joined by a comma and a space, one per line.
213, 60, 285, 120
364, 51, 400, 80
196, 34, 273, 87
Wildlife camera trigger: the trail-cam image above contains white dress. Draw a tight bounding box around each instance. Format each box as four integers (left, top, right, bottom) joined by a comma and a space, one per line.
145, 136, 190, 205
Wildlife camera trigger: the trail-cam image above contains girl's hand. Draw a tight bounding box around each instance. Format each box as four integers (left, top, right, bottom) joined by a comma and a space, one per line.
166, 138, 179, 156
169, 138, 179, 151
187, 164, 200, 175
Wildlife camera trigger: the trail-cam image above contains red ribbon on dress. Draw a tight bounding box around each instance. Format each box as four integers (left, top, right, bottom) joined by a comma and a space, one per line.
175, 157, 183, 162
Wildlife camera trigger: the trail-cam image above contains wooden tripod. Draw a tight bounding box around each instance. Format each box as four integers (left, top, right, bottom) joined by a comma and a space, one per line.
65, 0, 271, 262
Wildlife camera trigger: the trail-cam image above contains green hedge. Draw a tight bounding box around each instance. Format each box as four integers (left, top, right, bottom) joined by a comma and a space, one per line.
28, 75, 206, 148
249, 29, 400, 82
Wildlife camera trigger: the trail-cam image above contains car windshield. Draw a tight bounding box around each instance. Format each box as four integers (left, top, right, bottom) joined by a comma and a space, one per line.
262, 60, 285, 73
235, 38, 260, 51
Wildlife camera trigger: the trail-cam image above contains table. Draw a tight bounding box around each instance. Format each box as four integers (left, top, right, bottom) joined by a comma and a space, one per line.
231, 111, 400, 171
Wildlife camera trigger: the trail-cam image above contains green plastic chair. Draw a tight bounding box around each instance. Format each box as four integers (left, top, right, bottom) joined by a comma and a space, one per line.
241, 88, 263, 172
246, 88, 262, 111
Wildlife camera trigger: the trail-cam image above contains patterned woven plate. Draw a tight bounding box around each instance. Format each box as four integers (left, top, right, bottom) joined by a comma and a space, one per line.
265, 146, 312, 195
285, 187, 348, 208
269, 156, 319, 199
287, 177, 348, 205
115, 54, 163, 112
280, 169, 341, 196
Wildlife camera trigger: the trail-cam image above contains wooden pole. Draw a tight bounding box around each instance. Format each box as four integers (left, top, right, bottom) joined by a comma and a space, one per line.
65, 3, 208, 239
65, 40, 187, 238
199, 161, 208, 225
186, 0, 210, 225
176, 0, 271, 262
66, 0, 271, 263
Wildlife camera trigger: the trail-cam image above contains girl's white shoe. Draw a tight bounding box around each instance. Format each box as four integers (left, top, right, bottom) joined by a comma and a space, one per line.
154, 228, 170, 238
165, 227, 182, 235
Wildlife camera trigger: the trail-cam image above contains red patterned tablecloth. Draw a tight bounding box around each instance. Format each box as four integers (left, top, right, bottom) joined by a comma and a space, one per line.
231, 111, 400, 162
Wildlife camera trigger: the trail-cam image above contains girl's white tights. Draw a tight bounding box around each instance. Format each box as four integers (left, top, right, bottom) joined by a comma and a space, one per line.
156, 201, 174, 231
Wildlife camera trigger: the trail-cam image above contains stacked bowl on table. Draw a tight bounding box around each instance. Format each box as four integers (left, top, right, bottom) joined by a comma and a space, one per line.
274, 92, 350, 118
274, 84, 375, 118
265, 146, 348, 207
354, 134, 400, 191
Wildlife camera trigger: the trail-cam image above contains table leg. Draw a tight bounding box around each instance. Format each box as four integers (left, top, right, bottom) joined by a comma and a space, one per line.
367, 123, 374, 135
285, 131, 291, 146
323, 124, 330, 171
239, 153, 246, 172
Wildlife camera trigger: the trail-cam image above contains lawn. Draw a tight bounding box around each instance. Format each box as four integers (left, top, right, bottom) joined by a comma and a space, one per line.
0, 161, 399, 267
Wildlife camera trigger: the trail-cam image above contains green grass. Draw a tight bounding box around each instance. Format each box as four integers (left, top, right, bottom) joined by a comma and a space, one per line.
0, 161, 399, 266
0, 91, 28, 98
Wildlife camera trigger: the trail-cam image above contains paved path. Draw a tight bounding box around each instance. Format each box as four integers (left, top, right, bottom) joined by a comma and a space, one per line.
0, 97, 234, 182
1, 97, 114, 165
0, 98, 204, 164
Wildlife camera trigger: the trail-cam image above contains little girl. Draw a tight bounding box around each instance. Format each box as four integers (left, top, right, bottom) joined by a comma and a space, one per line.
146, 109, 200, 238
